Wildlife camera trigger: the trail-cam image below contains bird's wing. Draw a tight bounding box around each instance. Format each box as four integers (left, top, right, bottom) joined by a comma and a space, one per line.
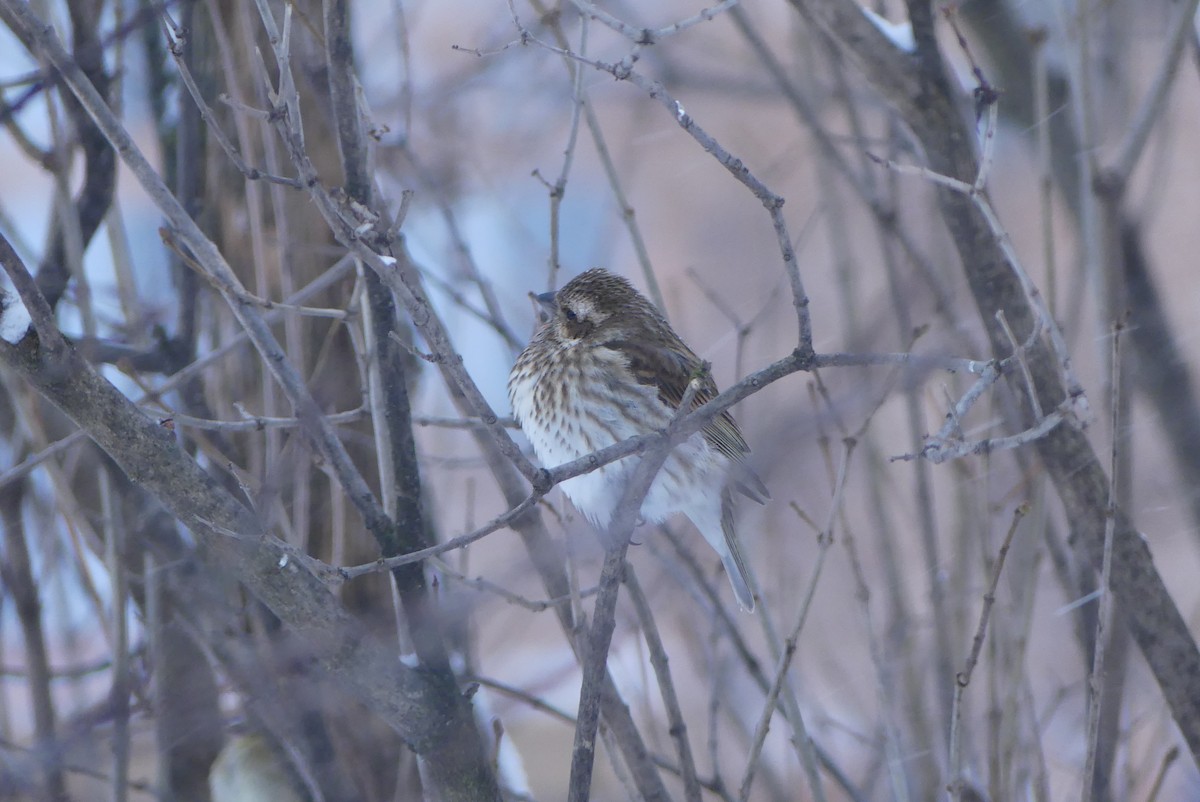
614, 338, 770, 503
612, 337, 750, 460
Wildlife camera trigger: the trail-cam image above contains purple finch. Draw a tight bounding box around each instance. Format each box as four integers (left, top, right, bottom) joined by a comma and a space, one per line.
508, 268, 767, 611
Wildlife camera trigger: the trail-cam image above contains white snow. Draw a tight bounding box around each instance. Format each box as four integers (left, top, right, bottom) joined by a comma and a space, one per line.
862, 6, 915, 53
0, 292, 32, 343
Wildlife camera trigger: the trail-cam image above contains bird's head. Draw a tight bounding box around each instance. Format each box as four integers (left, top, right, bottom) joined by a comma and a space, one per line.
534, 268, 663, 345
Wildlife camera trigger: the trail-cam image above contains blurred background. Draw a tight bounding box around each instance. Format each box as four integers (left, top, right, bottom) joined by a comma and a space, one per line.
2, 0, 1199, 799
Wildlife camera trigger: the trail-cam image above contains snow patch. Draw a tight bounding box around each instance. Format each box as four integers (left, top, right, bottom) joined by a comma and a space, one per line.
0, 292, 32, 344
862, 6, 915, 53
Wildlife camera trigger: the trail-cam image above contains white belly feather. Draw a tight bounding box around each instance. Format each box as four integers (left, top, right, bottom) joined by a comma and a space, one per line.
508, 345, 727, 532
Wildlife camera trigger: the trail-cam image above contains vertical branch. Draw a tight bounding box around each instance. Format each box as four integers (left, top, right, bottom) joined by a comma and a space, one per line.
527, 0, 666, 309
1090, 182, 1133, 801
23, 0, 116, 311
568, 381, 706, 800
1031, 30, 1058, 319
323, 0, 446, 668
0, 480, 68, 802
948, 504, 1027, 801
624, 568, 703, 802
318, 4, 502, 799
539, 11, 586, 287
567, 543, 632, 802
1082, 322, 1123, 802
170, 0, 203, 357
145, 551, 165, 801
100, 468, 130, 802
1068, 0, 1104, 349
878, 110, 957, 763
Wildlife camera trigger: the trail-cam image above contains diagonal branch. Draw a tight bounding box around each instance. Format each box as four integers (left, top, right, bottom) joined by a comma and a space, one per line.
0, 0, 396, 545
0, 230, 497, 801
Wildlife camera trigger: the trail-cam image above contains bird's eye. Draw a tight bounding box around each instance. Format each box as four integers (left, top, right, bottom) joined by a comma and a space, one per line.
563, 307, 578, 322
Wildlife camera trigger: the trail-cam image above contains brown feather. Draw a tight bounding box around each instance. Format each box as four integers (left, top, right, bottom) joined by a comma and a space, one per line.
548, 268, 768, 503
609, 337, 769, 503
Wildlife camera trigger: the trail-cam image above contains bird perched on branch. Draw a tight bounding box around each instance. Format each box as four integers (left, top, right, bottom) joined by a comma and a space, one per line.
508, 268, 768, 611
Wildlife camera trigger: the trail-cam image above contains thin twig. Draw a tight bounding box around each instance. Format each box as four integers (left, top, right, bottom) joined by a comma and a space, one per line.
467, 674, 577, 725
159, 13, 302, 187
624, 567, 703, 802
868, 151, 1088, 422
510, 21, 813, 353
539, 12, 586, 286
160, 406, 366, 433
996, 309, 1044, 419
948, 503, 1028, 800
384, 139, 521, 350
739, 438, 857, 802
333, 492, 542, 582
1082, 321, 1124, 802
1143, 746, 1180, 802
1110, 0, 1200, 182
430, 555, 598, 612
568, 0, 739, 44
728, 3, 963, 328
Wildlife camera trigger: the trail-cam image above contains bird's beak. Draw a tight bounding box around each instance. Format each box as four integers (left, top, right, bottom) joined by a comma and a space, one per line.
532, 290, 557, 323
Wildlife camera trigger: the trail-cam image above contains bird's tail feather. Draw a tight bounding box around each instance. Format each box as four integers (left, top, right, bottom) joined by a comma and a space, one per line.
720, 497, 756, 612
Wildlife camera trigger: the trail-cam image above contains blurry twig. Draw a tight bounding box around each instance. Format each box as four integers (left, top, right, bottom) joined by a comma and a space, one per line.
385, 140, 520, 351
1082, 321, 1124, 802
624, 567, 703, 802
568, 0, 738, 44
1144, 746, 1180, 802
651, 525, 869, 802
161, 406, 367, 433
1108, 0, 1200, 184
0, 478, 69, 801
430, 555, 598, 612
524, 0, 665, 309
530, 12, 586, 286
728, 4, 963, 329
333, 492, 543, 582
948, 503, 1027, 801
867, 108, 1089, 428
467, 675, 576, 725
0, 735, 157, 795
159, 10, 302, 188
511, 19, 813, 353
417, 265, 522, 351
739, 438, 858, 802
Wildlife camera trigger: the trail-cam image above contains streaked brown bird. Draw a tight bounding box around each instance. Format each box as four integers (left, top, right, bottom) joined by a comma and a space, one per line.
508, 268, 768, 611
